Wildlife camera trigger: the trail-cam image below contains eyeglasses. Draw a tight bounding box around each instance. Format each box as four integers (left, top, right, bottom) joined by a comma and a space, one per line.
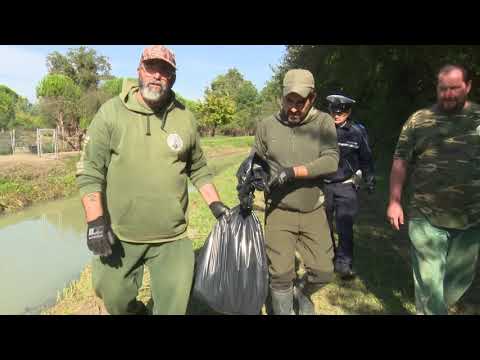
284, 97, 308, 110
141, 61, 175, 80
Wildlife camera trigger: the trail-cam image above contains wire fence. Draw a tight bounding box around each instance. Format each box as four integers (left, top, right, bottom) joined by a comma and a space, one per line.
0, 128, 76, 157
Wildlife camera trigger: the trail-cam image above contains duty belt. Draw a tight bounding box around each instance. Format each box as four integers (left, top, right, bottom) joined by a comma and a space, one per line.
324, 177, 353, 184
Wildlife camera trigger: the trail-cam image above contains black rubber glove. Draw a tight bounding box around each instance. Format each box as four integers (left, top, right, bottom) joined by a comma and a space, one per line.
87, 216, 115, 257
209, 201, 230, 220
268, 166, 295, 190
365, 175, 376, 194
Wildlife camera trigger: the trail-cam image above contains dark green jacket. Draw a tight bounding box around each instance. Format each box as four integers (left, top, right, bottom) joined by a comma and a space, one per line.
76, 84, 213, 243
254, 107, 339, 212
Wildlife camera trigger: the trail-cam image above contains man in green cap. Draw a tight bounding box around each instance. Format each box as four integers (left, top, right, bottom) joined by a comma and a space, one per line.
253, 69, 339, 315
76, 45, 230, 315
387, 64, 480, 315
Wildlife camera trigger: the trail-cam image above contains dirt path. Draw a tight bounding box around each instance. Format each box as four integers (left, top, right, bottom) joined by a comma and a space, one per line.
0, 152, 80, 173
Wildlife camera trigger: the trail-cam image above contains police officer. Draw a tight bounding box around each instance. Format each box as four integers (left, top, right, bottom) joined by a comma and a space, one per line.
324, 94, 375, 279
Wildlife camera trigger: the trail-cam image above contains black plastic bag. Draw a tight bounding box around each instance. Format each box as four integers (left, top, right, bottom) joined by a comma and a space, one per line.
193, 206, 268, 315
236, 152, 270, 212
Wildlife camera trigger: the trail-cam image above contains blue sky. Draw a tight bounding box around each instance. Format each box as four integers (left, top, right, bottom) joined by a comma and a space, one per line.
0, 45, 286, 103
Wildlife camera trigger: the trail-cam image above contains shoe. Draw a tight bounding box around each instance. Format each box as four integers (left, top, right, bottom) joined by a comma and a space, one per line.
334, 261, 356, 280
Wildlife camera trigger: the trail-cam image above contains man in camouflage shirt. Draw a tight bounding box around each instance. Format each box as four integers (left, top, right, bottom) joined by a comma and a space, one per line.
387, 64, 480, 315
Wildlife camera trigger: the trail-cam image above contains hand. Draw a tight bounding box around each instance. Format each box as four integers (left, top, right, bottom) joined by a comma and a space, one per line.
87, 216, 115, 257
386, 201, 404, 231
268, 166, 295, 190
365, 175, 376, 194
209, 201, 230, 220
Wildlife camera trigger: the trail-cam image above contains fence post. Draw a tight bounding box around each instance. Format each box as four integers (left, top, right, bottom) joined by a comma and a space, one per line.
11, 129, 15, 155
54, 128, 59, 159
36, 128, 40, 157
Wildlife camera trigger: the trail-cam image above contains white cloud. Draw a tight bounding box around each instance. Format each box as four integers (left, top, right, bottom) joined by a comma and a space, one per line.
0, 46, 47, 103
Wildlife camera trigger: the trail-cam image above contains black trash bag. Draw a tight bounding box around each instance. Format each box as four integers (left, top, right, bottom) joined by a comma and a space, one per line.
193, 205, 269, 315
236, 152, 270, 213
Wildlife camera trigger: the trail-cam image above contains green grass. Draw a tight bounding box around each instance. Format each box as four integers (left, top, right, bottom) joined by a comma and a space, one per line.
200, 135, 254, 149
0, 155, 80, 214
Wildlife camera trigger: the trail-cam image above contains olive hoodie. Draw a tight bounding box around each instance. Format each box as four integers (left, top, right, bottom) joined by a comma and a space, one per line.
76, 83, 213, 243
254, 107, 339, 212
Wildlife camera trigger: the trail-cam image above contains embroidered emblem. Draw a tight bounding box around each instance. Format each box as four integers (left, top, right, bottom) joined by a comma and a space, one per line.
167, 133, 183, 151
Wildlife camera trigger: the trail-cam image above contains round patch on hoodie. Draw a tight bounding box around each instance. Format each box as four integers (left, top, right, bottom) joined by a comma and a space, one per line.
167, 133, 183, 152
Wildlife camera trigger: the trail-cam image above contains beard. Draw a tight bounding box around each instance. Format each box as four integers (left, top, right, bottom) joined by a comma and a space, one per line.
287, 115, 302, 124
139, 78, 170, 105
438, 96, 467, 113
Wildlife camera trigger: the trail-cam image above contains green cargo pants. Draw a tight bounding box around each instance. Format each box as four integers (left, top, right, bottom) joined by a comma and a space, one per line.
265, 205, 334, 292
92, 237, 194, 315
409, 217, 480, 315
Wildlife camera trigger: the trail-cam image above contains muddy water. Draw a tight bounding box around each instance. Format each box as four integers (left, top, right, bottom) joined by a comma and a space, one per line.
0, 196, 90, 315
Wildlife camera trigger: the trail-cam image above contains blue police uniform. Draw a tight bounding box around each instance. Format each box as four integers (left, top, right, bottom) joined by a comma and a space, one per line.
323, 95, 375, 278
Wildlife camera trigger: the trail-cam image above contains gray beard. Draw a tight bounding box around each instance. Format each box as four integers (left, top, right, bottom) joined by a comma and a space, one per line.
139, 79, 170, 105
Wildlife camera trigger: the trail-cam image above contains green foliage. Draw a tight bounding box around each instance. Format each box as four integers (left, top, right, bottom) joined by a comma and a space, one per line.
198, 93, 236, 136
36, 74, 81, 100
276, 45, 480, 155
99, 77, 123, 98
0, 85, 18, 129
13, 111, 49, 129
36, 74, 81, 130
200, 68, 266, 135
77, 89, 111, 129
0, 85, 43, 130
36, 47, 113, 150
46, 46, 112, 91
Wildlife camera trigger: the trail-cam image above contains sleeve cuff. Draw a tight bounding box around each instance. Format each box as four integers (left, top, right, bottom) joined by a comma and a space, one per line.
192, 175, 214, 190
78, 184, 103, 198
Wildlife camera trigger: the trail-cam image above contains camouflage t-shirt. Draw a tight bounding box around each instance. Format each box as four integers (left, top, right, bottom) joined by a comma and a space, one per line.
393, 102, 480, 230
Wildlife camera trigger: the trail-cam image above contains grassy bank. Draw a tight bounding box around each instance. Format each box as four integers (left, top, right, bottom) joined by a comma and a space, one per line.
0, 155, 79, 215
0, 136, 254, 217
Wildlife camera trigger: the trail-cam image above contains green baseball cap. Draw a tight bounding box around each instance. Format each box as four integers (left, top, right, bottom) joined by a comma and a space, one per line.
283, 69, 315, 98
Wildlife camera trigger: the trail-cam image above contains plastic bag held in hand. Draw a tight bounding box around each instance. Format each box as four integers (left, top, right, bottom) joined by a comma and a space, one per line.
192, 153, 270, 314
193, 206, 269, 315
235, 152, 270, 212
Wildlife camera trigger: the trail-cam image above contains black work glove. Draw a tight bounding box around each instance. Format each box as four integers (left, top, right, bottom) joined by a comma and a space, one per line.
268, 166, 295, 190
209, 201, 230, 220
365, 175, 376, 194
87, 216, 115, 257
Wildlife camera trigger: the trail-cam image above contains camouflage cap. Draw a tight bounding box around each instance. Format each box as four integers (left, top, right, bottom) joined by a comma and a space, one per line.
140, 45, 176, 70
283, 69, 315, 98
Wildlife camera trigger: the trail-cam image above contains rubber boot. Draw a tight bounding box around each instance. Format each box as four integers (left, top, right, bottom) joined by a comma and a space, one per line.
270, 286, 295, 315
294, 284, 316, 315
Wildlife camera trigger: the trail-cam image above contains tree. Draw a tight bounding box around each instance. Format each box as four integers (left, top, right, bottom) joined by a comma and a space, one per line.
0, 85, 18, 129
36, 74, 83, 149
198, 93, 236, 136
205, 68, 261, 135
46, 46, 112, 91
276, 45, 480, 158
100, 77, 123, 98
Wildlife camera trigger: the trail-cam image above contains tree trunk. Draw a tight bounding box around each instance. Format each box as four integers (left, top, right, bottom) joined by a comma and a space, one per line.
57, 111, 65, 152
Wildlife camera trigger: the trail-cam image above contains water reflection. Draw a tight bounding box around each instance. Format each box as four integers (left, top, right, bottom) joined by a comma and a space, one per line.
0, 196, 90, 315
